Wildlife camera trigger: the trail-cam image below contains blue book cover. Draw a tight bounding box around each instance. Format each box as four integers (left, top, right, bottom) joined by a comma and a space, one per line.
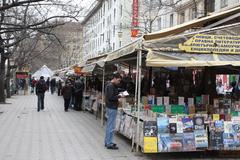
182, 117, 193, 133
215, 120, 224, 132
194, 130, 208, 148
223, 133, 235, 149
183, 133, 196, 151
157, 117, 169, 133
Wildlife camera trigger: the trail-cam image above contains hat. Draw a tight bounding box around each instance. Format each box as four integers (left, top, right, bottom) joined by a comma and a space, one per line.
40, 76, 44, 79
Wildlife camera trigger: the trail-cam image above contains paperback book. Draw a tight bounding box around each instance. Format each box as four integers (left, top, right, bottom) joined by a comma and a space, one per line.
194, 130, 208, 148
183, 133, 196, 151
144, 121, 157, 137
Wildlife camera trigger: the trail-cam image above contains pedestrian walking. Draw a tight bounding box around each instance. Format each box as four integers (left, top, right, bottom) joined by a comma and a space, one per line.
46, 77, 50, 91
104, 73, 122, 150
74, 77, 84, 111
50, 78, 56, 94
31, 77, 37, 94
57, 79, 62, 96
35, 76, 47, 112
61, 81, 72, 112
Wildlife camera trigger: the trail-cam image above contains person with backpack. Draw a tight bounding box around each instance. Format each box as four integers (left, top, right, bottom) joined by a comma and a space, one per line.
74, 77, 84, 111
35, 76, 47, 112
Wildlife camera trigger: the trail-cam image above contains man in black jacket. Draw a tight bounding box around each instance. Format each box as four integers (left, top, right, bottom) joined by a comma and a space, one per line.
104, 73, 122, 150
36, 76, 47, 112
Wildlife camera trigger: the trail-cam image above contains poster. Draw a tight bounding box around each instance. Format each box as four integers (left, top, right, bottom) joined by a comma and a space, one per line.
188, 98, 194, 106
178, 97, 185, 105
163, 97, 169, 105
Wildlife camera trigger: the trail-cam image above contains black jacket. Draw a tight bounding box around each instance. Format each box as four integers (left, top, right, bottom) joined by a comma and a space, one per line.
105, 82, 119, 109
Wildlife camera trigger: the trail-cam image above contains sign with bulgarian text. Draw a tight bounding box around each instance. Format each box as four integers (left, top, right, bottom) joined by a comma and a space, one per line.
131, 0, 139, 37
179, 34, 240, 54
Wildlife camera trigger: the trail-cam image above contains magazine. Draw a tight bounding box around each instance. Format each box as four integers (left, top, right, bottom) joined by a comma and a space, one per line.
224, 121, 233, 133
210, 131, 223, 150
223, 133, 235, 149
144, 121, 158, 137
144, 137, 158, 153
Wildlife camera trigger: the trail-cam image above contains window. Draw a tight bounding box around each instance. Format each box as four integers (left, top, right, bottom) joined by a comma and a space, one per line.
206, 0, 215, 13
221, 0, 228, 8
170, 14, 173, 27
157, 18, 161, 30
113, 25, 115, 37
179, 12, 185, 24
120, 5, 123, 17
113, 43, 115, 50
119, 41, 122, 47
114, 8, 116, 21
190, 8, 196, 20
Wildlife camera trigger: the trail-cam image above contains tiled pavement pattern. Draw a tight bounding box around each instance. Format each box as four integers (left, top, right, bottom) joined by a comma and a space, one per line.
0, 92, 237, 160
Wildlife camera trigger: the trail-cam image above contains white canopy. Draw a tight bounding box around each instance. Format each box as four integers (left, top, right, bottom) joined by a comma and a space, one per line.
32, 65, 54, 79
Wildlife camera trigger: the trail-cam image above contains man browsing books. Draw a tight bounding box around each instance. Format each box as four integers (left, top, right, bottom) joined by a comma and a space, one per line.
104, 73, 122, 150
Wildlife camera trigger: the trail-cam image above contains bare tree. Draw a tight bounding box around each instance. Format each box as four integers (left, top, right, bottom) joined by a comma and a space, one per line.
0, 0, 84, 103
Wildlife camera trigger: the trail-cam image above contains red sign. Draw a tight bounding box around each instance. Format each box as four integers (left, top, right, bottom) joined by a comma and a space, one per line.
131, 0, 139, 37
16, 72, 28, 79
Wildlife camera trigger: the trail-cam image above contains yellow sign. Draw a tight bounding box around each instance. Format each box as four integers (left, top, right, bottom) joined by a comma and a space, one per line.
179, 34, 240, 54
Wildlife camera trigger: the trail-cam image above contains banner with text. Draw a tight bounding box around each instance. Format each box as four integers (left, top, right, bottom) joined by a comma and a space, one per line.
179, 34, 240, 54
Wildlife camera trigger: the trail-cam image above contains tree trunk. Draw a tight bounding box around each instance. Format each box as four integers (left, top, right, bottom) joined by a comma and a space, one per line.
0, 55, 6, 103
6, 58, 11, 98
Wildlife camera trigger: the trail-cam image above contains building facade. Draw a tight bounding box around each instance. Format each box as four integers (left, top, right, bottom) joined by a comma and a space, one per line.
154, 0, 240, 32
82, 0, 133, 60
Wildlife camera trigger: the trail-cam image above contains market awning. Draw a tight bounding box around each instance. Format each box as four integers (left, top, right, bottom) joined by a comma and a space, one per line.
81, 64, 96, 73
143, 5, 240, 41
146, 50, 240, 67
105, 39, 142, 62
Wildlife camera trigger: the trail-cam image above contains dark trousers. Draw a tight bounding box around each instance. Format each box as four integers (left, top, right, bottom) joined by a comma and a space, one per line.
74, 92, 83, 111
58, 88, 61, 96
64, 98, 70, 111
37, 93, 45, 111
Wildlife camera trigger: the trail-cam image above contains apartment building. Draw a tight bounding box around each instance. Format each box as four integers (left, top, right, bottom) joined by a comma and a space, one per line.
154, 0, 240, 32
82, 0, 133, 60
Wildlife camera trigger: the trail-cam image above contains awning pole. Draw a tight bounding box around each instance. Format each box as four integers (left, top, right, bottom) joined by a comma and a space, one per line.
134, 52, 139, 112
101, 66, 105, 127
136, 49, 142, 152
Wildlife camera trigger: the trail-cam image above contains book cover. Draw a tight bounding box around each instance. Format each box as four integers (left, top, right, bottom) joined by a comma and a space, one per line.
215, 120, 224, 132
194, 130, 208, 148
144, 121, 157, 137
183, 133, 196, 151
213, 99, 219, 108
144, 137, 158, 153
169, 123, 177, 134
177, 121, 184, 133
196, 96, 202, 105
165, 105, 171, 114
224, 121, 233, 133
234, 133, 240, 149
223, 133, 235, 149
158, 133, 170, 152
156, 97, 163, 105
210, 131, 223, 150
157, 117, 169, 133
202, 95, 209, 105
148, 95, 155, 105
189, 105, 195, 114
169, 115, 177, 123
193, 117, 205, 130
213, 114, 220, 121
178, 97, 185, 105
163, 97, 169, 105
182, 117, 194, 133
169, 134, 183, 151
232, 117, 240, 133
220, 114, 225, 121
188, 98, 194, 106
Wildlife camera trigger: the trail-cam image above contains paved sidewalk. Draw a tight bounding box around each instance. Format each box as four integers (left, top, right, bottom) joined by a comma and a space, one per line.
0, 92, 235, 160
0, 92, 153, 160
